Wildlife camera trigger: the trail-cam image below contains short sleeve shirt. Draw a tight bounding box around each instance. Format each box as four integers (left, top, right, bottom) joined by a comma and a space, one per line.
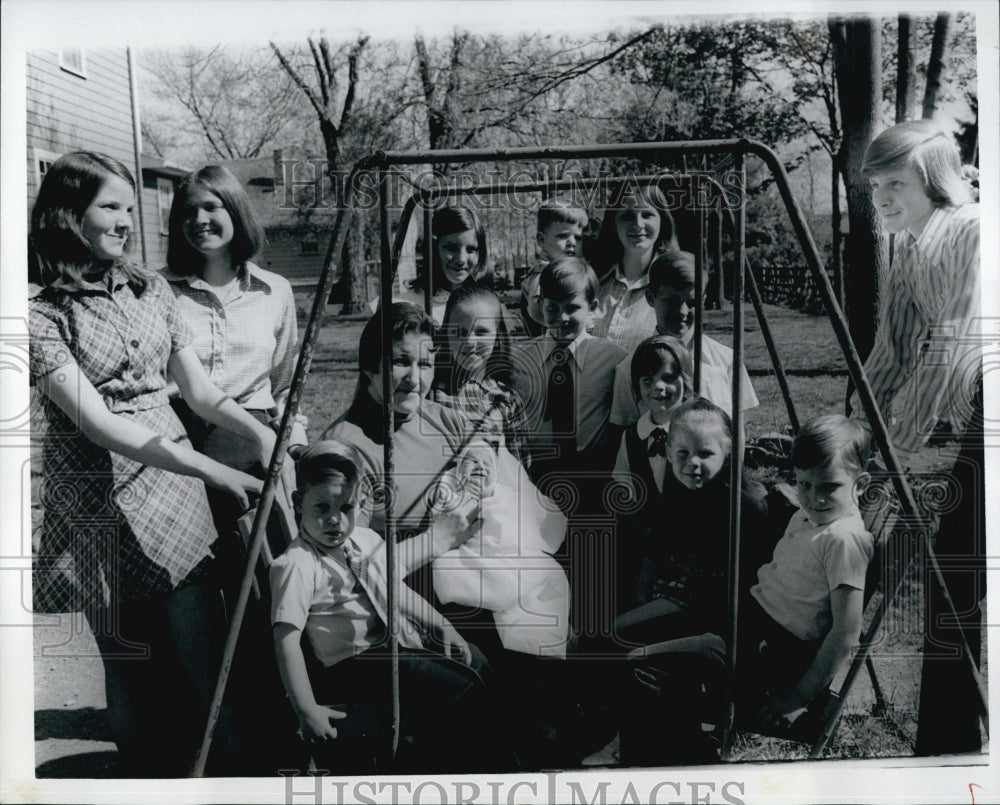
163, 261, 298, 411
269, 529, 387, 668
30, 269, 192, 413
751, 509, 873, 642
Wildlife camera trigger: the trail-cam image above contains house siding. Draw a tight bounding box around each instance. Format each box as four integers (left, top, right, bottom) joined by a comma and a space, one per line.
26, 48, 137, 210
257, 228, 327, 287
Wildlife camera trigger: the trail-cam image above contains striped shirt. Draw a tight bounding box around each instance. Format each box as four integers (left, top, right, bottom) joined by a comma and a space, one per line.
163, 261, 299, 413
852, 204, 981, 456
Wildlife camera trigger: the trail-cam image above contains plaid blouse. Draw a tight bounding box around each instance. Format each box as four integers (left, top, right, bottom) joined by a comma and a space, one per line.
433, 376, 531, 469
162, 261, 299, 413
29, 269, 217, 610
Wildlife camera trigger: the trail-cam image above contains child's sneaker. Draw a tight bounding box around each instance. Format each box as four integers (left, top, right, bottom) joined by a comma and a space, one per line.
581, 732, 620, 767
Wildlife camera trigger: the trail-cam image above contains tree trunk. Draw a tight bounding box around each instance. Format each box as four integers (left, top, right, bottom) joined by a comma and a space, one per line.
271, 37, 369, 313
831, 152, 843, 309
896, 15, 917, 123
922, 13, 952, 119
343, 211, 369, 314
829, 16, 887, 362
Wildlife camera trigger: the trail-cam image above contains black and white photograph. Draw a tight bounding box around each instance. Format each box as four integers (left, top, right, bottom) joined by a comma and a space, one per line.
1, 1, 997, 802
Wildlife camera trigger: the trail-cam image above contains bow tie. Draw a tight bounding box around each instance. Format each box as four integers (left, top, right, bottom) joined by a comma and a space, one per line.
648, 427, 668, 457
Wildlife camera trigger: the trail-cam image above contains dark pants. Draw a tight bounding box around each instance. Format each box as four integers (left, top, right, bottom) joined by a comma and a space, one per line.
308, 646, 520, 773
915, 387, 986, 755
86, 576, 236, 777
619, 598, 820, 766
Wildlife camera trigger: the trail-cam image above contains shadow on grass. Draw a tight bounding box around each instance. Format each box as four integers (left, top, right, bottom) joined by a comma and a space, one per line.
35, 706, 110, 742
36, 751, 119, 779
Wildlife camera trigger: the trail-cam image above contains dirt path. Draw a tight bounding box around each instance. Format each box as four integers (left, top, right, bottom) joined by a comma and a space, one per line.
33, 614, 117, 778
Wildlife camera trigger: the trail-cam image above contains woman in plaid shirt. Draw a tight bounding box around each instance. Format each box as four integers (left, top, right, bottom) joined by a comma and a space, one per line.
29, 152, 281, 775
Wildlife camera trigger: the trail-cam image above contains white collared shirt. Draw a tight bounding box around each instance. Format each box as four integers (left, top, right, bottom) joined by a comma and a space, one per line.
163, 261, 299, 412
590, 264, 658, 353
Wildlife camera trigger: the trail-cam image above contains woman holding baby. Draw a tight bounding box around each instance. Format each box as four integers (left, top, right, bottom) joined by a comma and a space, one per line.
324, 302, 576, 765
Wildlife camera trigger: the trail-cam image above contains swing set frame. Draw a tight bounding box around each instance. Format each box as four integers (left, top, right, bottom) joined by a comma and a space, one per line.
192, 138, 988, 776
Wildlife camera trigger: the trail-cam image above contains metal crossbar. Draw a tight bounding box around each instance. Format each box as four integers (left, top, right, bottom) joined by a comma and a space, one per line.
193, 139, 986, 775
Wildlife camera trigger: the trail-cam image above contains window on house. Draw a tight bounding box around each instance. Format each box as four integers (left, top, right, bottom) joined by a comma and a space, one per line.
157, 179, 174, 236
301, 241, 319, 255
34, 148, 63, 190
59, 49, 86, 78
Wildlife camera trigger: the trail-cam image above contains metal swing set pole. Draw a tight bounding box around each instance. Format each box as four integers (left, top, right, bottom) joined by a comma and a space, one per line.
720, 145, 747, 759
195, 137, 984, 775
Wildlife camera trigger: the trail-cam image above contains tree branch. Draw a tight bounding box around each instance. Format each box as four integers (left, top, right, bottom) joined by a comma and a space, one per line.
310, 38, 331, 109
340, 36, 369, 134
271, 41, 324, 118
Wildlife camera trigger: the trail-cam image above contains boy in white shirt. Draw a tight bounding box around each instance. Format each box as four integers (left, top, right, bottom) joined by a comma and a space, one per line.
269, 440, 518, 771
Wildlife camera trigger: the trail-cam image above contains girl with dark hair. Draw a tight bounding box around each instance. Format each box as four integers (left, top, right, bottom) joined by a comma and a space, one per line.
162, 166, 301, 550
324, 303, 571, 661
371, 204, 491, 323
28, 152, 278, 775
163, 165, 304, 458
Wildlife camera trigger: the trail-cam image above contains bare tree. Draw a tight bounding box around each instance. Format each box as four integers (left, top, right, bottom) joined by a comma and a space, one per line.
270, 36, 371, 314
414, 32, 467, 156
143, 46, 306, 160
411, 29, 661, 156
